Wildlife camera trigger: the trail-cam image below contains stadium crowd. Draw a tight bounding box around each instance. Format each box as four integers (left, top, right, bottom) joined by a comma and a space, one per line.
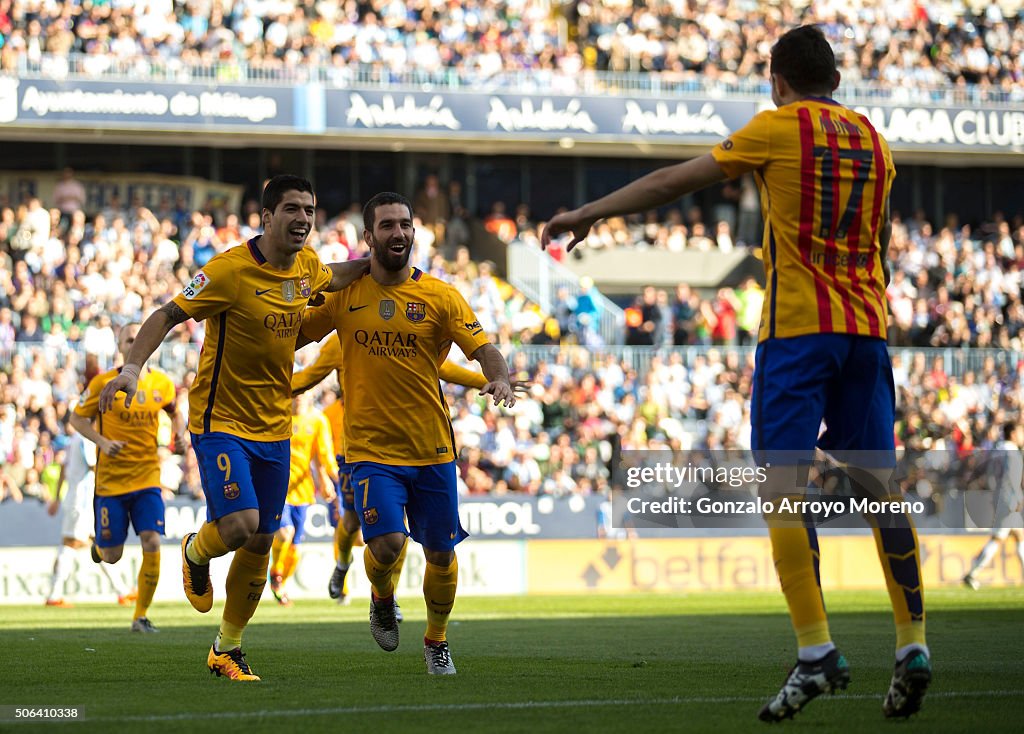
1, 0, 1023, 100
3, 172, 1024, 509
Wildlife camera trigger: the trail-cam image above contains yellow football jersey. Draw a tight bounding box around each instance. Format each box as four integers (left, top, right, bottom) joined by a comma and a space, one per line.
291, 332, 490, 460
74, 368, 176, 496
291, 330, 343, 397
286, 408, 338, 506
323, 398, 346, 458
173, 238, 333, 441
292, 332, 489, 397
711, 98, 893, 342
300, 267, 491, 466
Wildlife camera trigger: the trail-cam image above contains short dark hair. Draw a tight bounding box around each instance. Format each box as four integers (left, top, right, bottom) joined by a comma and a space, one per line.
769, 25, 836, 96
363, 192, 413, 230
262, 175, 315, 213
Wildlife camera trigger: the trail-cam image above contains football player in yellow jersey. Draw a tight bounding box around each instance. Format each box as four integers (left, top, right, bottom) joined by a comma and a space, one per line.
98, 175, 369, 682
292, 332, 527, 606
270, 392, 338, 605
298, 191, 515, 675
70, 323, 184, 633
542, 26, 929, 721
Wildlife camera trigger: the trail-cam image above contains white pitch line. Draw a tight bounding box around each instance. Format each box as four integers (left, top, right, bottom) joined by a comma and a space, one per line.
6, 690, 1022, 725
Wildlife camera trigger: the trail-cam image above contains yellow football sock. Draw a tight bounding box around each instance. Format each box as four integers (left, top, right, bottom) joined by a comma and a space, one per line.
134, 550, 160, 620
334, 524, 355, 566
392, 538, 409, 590
768, 525, 831, 648
364, 542, 401, 600
270, 535, 287, 577
220, 547, 269, 649
281, 544, 300, 584
871, 524, 927, 650
423, 556, 458, 643
189, 521, 231, 564
216, 620, 245, 652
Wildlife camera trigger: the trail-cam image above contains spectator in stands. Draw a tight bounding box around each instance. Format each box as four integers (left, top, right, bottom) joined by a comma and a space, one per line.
574, 276, 602, 347
484, 201, 517, 242
414, 174, 451, 245
52, 168, 87, 224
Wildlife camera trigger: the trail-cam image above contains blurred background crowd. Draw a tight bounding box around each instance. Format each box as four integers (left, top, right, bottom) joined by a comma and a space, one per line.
2, 0, 1023, 101
3, 165, 1024, 515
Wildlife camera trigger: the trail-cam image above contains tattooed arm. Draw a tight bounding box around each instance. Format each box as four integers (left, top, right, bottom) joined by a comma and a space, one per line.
99, 302, 191, 412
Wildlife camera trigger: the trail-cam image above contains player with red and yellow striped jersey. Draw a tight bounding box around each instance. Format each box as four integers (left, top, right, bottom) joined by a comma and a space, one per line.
711, 98, 893, 343
541, 26, 928, 722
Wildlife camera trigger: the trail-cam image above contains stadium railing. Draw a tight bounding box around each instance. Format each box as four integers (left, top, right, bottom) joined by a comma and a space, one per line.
4, 343, 1020, 382
12, 54, 1024, 107
507, 242, 625, 346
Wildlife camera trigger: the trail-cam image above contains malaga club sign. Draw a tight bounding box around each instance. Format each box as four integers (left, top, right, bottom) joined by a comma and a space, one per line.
853, 105, 1024, 148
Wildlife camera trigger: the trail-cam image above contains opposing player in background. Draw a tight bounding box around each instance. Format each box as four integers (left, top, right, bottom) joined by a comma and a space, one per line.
70, 323, 183, 632
98, 175, 369, 681
270, 393, 338, 605
542, 25, 930, 721
292, 332, 528, 606
963, 423, 1024, 589
298, 191, 515, 675
45, 426, 136, 608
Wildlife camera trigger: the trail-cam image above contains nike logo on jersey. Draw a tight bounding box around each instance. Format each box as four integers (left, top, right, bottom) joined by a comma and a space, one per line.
255, 288, 273, 296
348, 304, 369, 312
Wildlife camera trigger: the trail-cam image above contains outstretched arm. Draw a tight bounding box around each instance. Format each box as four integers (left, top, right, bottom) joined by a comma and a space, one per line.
541, 153, 727, 251
98, 302, 190, 412
470, 343, 516, 408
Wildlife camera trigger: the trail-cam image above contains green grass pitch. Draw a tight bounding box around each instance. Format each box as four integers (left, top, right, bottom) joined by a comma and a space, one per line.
2, 589, 1022, 732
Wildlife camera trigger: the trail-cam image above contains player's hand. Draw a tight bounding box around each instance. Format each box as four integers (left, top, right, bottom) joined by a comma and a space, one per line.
99, 437, 126, 457
308, 292, 326, 307
541, 209, 598, 252
481, 380, 516, 408
47, 499, 60, 516
98, 367, 140, 412
171, 432, 187, 456
323, 488, 337, 503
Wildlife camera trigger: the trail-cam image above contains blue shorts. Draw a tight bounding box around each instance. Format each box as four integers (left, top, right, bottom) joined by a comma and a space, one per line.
752, 334, 895, 467
191, 432, 291, 535
95, 487, 165, 548
350, 461, 468, 552
279, 503, 310, 543
338, 457, 356, 513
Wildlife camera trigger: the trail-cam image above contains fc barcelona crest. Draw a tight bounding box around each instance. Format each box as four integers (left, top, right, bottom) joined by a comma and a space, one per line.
224, 482, 240, 500
299, 277, 311, 298
379, 299, 396, 320
406, 302, 427, 322
282, 280, 296, 302
363, 507, 379, 525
